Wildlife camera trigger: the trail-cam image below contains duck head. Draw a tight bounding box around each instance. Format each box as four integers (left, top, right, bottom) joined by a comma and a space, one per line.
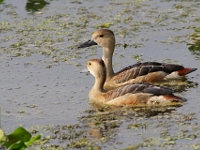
78, 29, 115, 49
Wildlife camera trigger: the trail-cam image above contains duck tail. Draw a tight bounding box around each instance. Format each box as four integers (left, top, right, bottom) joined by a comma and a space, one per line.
178, 68, 197, 76
163, 95, 187, 103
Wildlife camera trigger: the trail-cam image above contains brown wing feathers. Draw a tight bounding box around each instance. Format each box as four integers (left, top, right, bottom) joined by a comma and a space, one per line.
105, 83, 173, 100
114, 62, 197, 83
114, 65, 167, 83
115, 62, 176, 74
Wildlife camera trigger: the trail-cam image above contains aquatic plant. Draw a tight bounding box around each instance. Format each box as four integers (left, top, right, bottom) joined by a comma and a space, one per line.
0, 127, 41, 150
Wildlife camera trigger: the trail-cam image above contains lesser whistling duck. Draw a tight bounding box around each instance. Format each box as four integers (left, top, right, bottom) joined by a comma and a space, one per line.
78, 29, 197, 90
87, 58, 186, 106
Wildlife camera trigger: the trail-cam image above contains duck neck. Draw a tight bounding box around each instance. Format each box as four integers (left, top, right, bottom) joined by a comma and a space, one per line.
92, 76, 106, 93
102, 47, 115, 80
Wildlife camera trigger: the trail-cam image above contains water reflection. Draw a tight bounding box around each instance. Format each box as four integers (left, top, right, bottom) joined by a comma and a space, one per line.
27, 103, 191, 149
154, 79, 198, 93
89, 103, 183, 118
26, 0, 49, 12
78, 103, 183, 140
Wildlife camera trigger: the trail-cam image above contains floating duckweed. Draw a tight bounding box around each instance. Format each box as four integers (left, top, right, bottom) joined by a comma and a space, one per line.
124, 16, 133, 23
174, 4, 184, 9
123, 8, 131, 13
133, 54, 143, 61
0, 1, 200, 149
56, 38, 64, 42
95, 22, 113, 28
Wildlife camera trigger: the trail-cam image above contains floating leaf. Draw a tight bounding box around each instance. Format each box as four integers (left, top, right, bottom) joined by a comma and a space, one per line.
26, 134, 41, 147
9, 141, 26, 150
3, 127, 31, 148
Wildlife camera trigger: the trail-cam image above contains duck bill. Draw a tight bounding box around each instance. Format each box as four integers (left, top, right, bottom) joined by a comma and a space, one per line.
78, 40, 97, 48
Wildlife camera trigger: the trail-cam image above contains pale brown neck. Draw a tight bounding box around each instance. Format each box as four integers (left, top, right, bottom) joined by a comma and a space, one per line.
92, 74, 106, 93
102, 47, 115, 80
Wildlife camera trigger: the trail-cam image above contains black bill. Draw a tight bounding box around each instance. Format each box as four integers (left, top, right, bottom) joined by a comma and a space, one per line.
78, 40, 97, 49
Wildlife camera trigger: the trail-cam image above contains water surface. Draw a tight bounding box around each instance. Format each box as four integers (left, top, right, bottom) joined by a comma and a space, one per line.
0, 0, 200, 149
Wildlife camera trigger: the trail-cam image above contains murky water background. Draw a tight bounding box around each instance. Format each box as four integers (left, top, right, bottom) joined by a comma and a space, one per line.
0, 0, 200, 149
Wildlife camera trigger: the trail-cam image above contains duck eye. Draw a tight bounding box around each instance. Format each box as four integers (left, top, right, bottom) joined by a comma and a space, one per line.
88, 62, 91, 65
99, 35, 104, 37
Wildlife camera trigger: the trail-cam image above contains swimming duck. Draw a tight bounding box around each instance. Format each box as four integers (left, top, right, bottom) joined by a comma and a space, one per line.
87, 58, 186, 106
78, 29, 197, 90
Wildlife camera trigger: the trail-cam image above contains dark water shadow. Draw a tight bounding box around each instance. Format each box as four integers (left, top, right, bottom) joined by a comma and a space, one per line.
188, 40, 200, 58
0, 0, 4, 4
187, 27, 200, 59
26, 0, 49, 13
